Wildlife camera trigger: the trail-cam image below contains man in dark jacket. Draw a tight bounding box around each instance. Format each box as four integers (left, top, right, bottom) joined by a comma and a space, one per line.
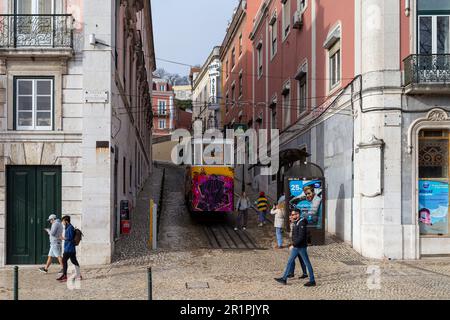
274, 209, 316, 286
56, 215, 82, 282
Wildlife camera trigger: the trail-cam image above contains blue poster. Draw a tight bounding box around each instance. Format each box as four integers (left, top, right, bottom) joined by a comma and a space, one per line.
418, 180, 449, 235
287, 179, 323, 229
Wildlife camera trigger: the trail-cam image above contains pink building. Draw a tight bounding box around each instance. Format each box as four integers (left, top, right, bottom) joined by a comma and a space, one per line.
221, 0, 263, 131
152, 78, 175, 136
220, 0, 450, 259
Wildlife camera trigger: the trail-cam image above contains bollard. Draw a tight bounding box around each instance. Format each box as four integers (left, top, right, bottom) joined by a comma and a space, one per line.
13, 266, 18, 300
147, 267, 152, 300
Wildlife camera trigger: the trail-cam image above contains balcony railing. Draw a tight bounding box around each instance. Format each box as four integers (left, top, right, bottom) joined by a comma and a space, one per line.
0, 14, 73, 49
404, 54, 450, 86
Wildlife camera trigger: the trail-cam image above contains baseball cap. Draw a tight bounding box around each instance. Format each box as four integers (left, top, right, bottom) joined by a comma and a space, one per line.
47, 214, 57, 221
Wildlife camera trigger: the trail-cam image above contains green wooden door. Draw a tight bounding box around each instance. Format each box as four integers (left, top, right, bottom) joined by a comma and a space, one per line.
7, 166, 61, 265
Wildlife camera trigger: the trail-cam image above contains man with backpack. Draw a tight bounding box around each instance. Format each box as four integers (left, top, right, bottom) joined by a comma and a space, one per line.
57, 215, 82, 282
255, 191, 270, 227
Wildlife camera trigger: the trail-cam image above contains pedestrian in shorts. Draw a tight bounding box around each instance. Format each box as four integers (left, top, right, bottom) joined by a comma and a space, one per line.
39, 214, 64, 274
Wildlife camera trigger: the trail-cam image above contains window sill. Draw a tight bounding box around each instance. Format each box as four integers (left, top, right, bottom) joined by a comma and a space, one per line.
328, 82, 342, 96
282, 29, 291, 43
0, 47, 73, 59
0, 131, 81, 143
270, 51, 277, 61
297, 109, 309, 119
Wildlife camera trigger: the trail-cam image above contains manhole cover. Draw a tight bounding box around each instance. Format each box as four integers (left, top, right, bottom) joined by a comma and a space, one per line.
186, 281, 209, 289
341, 260, 366, 266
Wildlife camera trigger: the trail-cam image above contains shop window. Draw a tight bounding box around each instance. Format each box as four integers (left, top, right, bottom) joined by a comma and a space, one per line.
418, 129, 449, 236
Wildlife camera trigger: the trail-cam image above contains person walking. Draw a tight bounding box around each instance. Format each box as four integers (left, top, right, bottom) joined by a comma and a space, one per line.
39, 214, 64, 274
255, 192, 270, 227
235, 191, 251, 230
287, 211, 308, 279
56, 215, 82, 282
270, 204, 285, 248
274, 209, 316, 286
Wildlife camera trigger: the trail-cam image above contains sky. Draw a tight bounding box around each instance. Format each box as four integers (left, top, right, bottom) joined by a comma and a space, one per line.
151, 0, 240, 76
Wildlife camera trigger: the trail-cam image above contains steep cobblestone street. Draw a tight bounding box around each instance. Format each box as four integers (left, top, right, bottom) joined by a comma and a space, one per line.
1, 164, 450, 300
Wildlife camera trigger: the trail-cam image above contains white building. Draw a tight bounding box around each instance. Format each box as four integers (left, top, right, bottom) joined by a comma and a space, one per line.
0, 0, 155, 266
192, 46, 222, 130
173, 85, 193, 102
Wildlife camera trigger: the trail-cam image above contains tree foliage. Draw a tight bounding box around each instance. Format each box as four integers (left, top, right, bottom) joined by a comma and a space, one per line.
153, 68, 190, 86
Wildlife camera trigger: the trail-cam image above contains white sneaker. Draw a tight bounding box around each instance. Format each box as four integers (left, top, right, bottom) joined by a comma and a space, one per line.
234, 227, 238, 231
258, 223, 263, 227
242, 227, 247, 231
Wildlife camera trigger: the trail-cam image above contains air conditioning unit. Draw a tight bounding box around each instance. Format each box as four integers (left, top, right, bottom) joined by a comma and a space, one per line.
293, 10, 303, 29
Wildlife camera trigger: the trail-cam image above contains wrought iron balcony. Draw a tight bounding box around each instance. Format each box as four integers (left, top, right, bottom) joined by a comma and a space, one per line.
404, 54, 450, 94
0, 14, 73, 49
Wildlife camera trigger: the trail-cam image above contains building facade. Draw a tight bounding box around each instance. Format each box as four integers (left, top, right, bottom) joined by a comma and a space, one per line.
173, 85, 192, 102
152, 78, 175, 136
221, 0, 262, 131
218, 0, 450, 259
0, 0, 155, 266
192, 46, 222, 131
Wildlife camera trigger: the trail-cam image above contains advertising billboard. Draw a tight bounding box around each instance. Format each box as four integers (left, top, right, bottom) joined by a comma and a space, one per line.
287, 178, 324, 230
418, 180, 449, 235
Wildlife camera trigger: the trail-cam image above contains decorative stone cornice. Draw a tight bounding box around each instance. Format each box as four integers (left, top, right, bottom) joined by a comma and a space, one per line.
407, 108, 450, 153
427, 109, 448, 121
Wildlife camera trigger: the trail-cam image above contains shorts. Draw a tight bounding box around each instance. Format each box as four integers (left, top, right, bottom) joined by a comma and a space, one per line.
48, 244, 62, 258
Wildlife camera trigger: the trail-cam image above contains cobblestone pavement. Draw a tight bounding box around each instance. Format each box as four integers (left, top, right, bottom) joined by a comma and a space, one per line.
1, 164, 450, 300
112, 164, 164, 263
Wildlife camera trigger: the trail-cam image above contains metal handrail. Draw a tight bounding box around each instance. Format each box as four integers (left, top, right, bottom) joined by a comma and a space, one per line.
403, 54, 450, 86
0, 14, 73, 49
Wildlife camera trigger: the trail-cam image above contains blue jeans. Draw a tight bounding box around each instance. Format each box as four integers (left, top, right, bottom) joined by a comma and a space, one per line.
282, 247, 315, 282
289, 252, 307, 276
275, 228, 283, 247
257, 210, 267, 223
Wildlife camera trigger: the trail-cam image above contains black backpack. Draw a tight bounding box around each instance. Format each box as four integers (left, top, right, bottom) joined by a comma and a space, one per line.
73, 228, 83, 246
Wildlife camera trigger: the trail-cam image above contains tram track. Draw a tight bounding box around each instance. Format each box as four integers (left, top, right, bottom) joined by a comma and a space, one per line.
203, 224, 263, 250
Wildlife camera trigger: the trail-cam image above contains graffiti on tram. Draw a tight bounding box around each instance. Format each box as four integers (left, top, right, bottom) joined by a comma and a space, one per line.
191, 166, 234, 212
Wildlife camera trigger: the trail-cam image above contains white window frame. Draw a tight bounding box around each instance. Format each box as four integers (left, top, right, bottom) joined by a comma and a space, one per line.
282, 0, 291, 41
238, 70, 243, 99
15, 0, 61, 14
231, 82, 236, 108
270, 13, 278, 59
225, 91, 229, 114
239, 33, 243, 56
271, 104, 277, 130
297, 72, 308, 116
282, 82, 291, 129
159, 119, 166, 129
297, 0, 307, 13
231, 47, 236, 69
418, 15, 450, 54
328, 41, 341, 91
257, 42, 263, 79
226, 59, 229, 79
158, 100, 166, 115
15, 78, 53, 131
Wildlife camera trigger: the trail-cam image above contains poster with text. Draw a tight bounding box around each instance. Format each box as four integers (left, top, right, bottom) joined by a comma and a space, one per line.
419, 180, 449, 235
287, 179, 323, 229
